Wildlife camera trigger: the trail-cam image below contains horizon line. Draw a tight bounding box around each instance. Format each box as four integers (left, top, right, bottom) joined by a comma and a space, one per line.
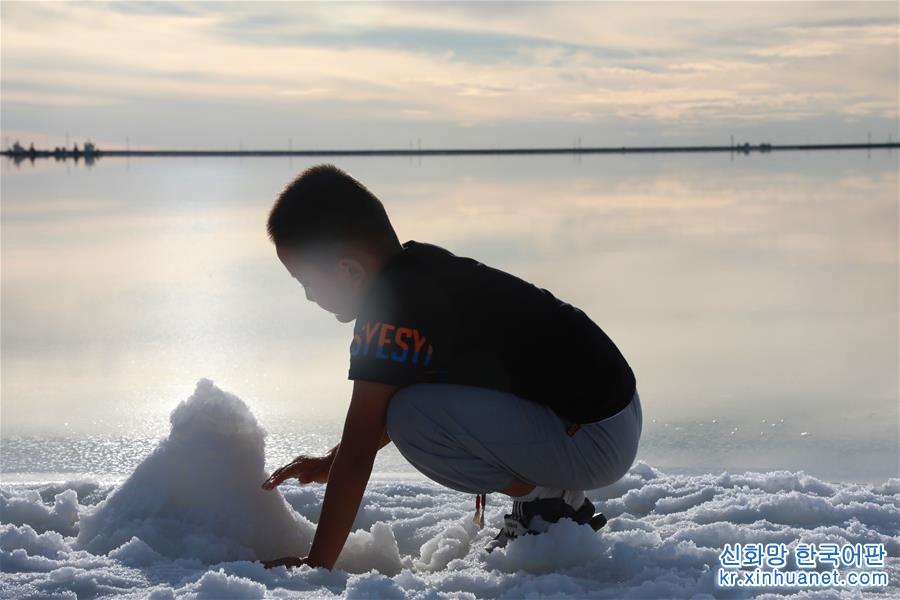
4, 141, 899, 160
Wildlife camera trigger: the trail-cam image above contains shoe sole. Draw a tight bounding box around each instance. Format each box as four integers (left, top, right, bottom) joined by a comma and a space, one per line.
588, 512, 607, 531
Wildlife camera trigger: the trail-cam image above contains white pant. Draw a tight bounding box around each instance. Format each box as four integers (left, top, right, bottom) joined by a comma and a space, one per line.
386, 383, 643, 494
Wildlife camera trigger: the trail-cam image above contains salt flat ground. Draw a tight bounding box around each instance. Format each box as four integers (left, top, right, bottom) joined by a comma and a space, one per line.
2, 467, 898, 599
2, 379, 898, 599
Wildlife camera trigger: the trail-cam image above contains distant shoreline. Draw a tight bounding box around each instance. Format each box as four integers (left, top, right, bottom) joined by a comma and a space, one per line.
3, 141, 897, 161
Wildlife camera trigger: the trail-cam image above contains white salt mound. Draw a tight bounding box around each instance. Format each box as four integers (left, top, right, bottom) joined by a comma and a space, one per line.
74, 378, 313, 563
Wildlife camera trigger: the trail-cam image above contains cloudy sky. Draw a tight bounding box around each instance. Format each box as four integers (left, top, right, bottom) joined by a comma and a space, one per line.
1, 1, 897, 151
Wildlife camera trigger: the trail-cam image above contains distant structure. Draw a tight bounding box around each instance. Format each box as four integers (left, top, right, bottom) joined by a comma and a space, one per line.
2, 136, 896, 165
732, 141, 772, 154
3, 138, 102, 165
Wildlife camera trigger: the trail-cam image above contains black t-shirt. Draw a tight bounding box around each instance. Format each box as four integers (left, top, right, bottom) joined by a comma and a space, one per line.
348, 240, 637, 424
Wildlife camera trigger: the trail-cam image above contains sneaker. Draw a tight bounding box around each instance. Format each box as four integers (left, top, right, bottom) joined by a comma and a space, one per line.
485, 495, 605, 553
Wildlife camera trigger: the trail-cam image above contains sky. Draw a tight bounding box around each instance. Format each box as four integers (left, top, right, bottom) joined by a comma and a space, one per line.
1, 1, 898, 151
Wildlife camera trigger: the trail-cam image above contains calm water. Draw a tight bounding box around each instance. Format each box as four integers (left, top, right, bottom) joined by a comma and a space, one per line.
1, 151, 897, 484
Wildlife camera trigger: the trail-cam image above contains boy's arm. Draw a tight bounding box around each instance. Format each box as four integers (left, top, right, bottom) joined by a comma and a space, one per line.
306, 380, 398, 569
325, 427, 391, 460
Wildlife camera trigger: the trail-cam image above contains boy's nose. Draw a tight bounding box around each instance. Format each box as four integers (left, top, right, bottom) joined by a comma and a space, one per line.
305, 288, 314, 302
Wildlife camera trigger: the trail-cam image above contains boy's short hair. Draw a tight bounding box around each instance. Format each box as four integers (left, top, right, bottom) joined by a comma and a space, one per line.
266, 163, 400, 261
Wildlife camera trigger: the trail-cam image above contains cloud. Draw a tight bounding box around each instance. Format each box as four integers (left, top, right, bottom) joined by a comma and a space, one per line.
0, 1, 896, 146
751, 40, 843, 58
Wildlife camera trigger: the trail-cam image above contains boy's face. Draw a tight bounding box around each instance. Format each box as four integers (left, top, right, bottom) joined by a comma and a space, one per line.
275, 243, 365, 323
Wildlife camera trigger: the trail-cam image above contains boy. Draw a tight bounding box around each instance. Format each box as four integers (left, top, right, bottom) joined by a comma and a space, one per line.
260, 164, 642, 570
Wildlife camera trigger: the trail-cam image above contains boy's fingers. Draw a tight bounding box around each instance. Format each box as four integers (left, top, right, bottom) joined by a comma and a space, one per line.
261, 456, 330, 489
263, 467, 304, 488
261, 467, 289, 489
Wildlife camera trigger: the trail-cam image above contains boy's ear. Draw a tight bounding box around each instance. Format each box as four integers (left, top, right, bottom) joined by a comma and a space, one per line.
338, 257, 366, 281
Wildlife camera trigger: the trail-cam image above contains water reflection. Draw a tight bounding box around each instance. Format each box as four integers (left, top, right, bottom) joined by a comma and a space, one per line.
1, 153, 897, 480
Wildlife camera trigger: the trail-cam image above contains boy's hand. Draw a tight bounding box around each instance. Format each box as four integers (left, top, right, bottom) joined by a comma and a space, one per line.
261, 453, 334, 490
